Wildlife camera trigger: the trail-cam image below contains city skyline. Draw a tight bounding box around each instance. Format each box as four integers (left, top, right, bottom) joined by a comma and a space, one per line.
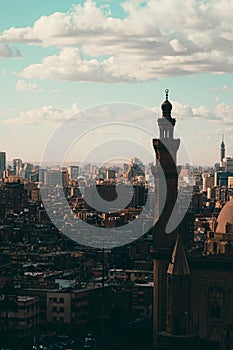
0, 0, 233, 165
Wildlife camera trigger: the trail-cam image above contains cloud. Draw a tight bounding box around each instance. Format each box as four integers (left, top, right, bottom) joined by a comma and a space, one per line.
0, 0, 232, 82
2, 95, 233, 130
169, 39, 187, 53
3, 102, 79, 125
16, 80, 43, 92
20, 47, 149, 83
212, 85, 233, 93
193, 103, 233, 123
0, 43, 21, 57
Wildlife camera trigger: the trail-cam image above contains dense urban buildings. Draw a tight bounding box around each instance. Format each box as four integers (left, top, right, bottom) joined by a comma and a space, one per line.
0, 92, 233, 350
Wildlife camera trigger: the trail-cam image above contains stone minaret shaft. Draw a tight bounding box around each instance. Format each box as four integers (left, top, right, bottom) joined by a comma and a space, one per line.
151, 90, 180, 345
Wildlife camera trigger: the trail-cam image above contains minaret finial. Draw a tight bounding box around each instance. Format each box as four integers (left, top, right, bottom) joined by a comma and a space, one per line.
222, 133, 224, 142
165, 89, 169, 101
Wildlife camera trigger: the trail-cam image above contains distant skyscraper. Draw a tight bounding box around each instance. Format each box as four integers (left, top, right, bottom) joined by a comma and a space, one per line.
225, 158, 233, 172
106, 169, 116, 180
67, 166, 79, 181
44, 170, 62, 186
220, 134, 225, 163
0, 151, 6, 179
13, 158, 23, 176
22, 163, 33, 179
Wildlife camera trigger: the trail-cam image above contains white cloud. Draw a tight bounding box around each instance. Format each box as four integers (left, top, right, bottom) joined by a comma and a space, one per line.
214, 85, 233, 93
169, 39, 187, 53
193, 103, 233, 123
0, 43, 21, 57
20, 47, 150, 82
5, 100, 231, 127
3, 102, 79, 125
16, 80, 43, 92
0, 0, 232, 82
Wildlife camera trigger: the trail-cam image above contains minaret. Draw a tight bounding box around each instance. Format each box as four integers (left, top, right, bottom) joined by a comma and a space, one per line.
153, 89, 180, 240
151, 90, 180, 346
220, 134, 225, 163
166, 235, 191, 336
163, 236, 198, 349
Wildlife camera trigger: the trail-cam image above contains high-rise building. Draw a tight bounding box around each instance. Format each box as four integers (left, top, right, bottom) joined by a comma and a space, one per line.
44, 170, 62, 186
22, 163, 33, 179
0, 151, 6, 179
67, 166, 79, 181
225, 157, 233, 172
106, 169, 116, 180
12, 158, 23, 176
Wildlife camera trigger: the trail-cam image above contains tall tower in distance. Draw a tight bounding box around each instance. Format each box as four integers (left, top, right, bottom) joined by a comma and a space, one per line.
220, 134, 225, 164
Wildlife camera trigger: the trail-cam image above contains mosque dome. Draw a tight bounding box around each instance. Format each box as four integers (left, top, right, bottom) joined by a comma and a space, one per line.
161, 89, 172, 118
215, 198, 233, 234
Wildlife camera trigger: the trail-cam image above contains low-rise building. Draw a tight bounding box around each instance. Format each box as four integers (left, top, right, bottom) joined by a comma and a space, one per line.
47, 285, 105, 325
0, 295, 40, 336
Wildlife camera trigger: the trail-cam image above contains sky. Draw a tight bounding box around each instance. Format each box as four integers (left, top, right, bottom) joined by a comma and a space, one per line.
0, 0, 233, 166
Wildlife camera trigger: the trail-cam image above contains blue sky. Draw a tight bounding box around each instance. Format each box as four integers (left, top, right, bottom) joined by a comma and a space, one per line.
0, 0, 233, 166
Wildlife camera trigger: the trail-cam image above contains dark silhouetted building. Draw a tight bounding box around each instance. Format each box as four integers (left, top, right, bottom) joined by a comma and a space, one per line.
0, 151, 6, 179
